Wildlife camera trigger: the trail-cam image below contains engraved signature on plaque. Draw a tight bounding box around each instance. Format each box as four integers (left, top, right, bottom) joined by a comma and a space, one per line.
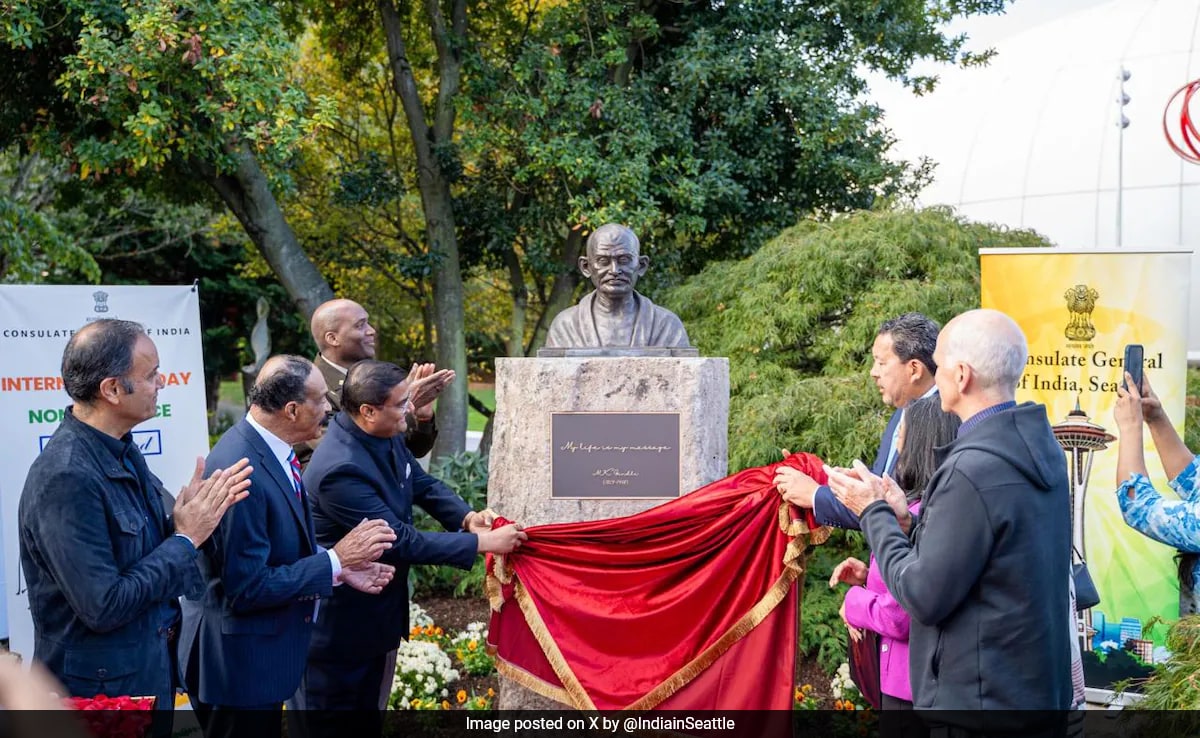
551, 413, 681, 499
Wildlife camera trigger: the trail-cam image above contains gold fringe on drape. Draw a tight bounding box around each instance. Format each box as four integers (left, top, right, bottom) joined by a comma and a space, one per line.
488, 501, 830, 710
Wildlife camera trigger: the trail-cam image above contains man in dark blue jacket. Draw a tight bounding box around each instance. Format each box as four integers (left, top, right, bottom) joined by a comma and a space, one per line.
19, 319, 250, 733
774, 312, 939, 528
180, 355, 396, 738
300, 360, 525, 737
828, 309, 1073, 722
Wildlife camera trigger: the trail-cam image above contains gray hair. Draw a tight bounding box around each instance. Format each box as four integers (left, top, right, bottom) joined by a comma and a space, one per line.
940, 309, 1028, 393
62, 319, 146, 402
247, 355, 314, 412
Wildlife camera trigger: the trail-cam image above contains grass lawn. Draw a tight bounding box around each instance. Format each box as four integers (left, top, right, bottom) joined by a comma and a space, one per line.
466, 387, 495, 433
219, 380, 495, 434
218, 380, 244, 407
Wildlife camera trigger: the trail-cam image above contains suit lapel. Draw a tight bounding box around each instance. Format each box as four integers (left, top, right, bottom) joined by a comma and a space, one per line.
315, 354, 347, 411
238, 422, 312, 545
872, 408, 903, 476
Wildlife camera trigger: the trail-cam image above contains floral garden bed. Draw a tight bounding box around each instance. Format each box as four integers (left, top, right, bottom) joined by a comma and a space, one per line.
409, 596, 865, 711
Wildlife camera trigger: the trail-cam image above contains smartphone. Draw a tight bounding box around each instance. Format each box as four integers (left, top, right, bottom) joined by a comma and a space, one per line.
1123, 344, 1144, 393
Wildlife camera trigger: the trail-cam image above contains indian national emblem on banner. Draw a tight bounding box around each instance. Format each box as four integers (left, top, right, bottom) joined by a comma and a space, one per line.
1063, 284, 1099, 342
92, 290, 109, 314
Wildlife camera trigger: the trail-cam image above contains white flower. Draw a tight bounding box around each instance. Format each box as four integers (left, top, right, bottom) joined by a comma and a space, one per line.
409, 601, 434, 627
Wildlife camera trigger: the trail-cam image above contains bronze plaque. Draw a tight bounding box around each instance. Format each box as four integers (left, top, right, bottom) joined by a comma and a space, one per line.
550, 412, 681, 499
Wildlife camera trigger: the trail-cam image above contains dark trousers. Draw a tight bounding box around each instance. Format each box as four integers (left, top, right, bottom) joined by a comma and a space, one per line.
294, 653, 388, 738
205, 705, 283, 738
880, 694, 925, 738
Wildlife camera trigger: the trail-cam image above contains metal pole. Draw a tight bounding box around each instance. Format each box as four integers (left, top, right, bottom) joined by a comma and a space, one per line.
1117, 67, 1131, 247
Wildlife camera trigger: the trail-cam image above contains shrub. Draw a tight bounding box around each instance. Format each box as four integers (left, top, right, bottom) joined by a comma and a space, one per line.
667, 206, 1051, 670
410, 451, 490, 597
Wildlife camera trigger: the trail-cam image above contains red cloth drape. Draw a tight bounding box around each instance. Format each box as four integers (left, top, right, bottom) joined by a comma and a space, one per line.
486, 452, 829, 710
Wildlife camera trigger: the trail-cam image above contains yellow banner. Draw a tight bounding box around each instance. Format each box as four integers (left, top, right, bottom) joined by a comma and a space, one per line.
981, 249, 1191, 657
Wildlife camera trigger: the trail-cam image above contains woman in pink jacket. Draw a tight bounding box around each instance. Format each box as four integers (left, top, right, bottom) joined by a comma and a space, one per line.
832, 396, 960, 709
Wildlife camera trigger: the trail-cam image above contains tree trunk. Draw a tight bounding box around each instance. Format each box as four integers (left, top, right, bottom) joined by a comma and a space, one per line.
529, 226, 584, 353
504, 246, 528, 357
379, 0, 469, 459
197, 145, 333, 318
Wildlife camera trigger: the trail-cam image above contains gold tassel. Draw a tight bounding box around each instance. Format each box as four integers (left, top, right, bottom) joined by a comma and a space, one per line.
513, 581, 597, 710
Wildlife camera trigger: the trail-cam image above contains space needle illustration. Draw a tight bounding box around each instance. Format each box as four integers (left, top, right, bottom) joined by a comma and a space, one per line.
1052, 397, 1115, 644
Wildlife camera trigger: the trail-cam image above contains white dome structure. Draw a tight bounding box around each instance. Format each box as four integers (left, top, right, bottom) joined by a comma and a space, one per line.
875, 0, 1200, 357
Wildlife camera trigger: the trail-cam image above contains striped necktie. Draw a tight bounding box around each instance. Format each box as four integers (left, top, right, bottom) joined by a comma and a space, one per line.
287, 450, 304, 500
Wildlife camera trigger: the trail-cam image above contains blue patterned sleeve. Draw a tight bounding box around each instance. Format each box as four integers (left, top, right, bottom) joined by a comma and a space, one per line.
1168, 456, 1200, 502
1117, 460, 1200, 553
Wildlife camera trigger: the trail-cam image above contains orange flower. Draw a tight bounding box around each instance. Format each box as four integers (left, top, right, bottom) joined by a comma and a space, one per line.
434, 627, 443, 636
475, 697, 486, 707
801, 684, 812, 693
487, 688, 495, 698
456, 690, 467, 704
467, 640, 478, 651
441, 700, 450, 710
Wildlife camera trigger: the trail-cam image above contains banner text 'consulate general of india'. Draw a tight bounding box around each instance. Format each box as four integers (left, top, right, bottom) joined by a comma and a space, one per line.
0, 285, 210, 660
981, 248, 1192, 668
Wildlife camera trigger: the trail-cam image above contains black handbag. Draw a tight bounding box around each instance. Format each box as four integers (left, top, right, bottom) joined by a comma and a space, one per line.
1072, 546, 1101, 611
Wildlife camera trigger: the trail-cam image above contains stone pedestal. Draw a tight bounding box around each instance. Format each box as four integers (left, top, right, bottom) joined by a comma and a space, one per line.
487, 356, 729, 709
487, 356, 729, 528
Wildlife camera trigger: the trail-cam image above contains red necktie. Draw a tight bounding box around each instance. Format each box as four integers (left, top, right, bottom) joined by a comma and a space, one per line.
287, 450, 304, 500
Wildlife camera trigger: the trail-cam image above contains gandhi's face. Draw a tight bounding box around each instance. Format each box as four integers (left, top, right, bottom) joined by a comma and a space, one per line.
580, 232, 649, 299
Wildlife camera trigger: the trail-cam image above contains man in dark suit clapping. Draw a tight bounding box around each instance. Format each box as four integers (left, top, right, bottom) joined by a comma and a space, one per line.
300, 360, 526, 737
179, 355, 398, 738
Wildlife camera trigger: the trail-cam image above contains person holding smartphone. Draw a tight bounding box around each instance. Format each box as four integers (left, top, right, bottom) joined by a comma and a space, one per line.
1114, 370, 1200, 617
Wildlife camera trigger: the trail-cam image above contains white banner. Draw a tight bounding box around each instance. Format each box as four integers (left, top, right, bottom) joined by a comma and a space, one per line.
0, 285, 209, 659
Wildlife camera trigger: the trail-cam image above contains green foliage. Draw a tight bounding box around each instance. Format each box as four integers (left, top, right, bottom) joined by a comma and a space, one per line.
668, 206, 1053, 471
1185, 367, 1199, 453
0, 149, 101, 283
455, 0, 1016, 337
410, 451, 490, 597
428, 452, 489, 510
449, 622, 494, 677
1121, 616, 1200, 711
5, 0, 335, 182
801, 531, 868, 674
663, 207, 1050, 669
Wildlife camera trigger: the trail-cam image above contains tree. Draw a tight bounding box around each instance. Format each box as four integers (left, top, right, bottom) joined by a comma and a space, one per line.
455, 0, 1012, 355
668, 206, 1050, 470
2, 0, 335, 316
0, 148, 100, 282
